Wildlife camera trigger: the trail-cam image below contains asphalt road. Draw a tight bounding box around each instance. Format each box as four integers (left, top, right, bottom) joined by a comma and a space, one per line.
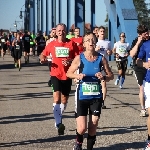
0, 54, 147, 150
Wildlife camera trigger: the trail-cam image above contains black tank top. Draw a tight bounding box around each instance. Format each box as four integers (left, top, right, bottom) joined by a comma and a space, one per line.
14, 40, 22, 50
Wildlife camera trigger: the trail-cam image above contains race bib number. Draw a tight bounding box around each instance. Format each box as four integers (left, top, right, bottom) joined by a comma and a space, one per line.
82, 82, 100, 95
16, 45, 20, 49
55, 47, 69, 57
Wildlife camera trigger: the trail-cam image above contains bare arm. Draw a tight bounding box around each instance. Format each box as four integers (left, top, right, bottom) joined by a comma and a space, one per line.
107, 49, 112, 56
102, 57, 114, 82
112, 47, 116, 54
66, 55, 80, 79
130, 36, 142, 58
46, 40, 50, 46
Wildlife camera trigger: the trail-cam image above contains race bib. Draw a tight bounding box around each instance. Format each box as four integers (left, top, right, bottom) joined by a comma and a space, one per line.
40, 43, 45, 47
55, 47, 69, 57
16, 45, 20, 49
148, 58, 150, 62
25, 37, 29, 42
1, 39, 5, 42
82, 82, 100, 95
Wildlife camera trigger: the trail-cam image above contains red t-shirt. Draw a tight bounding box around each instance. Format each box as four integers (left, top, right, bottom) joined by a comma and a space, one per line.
71, 37, 83, 54
42, 39, 79, 80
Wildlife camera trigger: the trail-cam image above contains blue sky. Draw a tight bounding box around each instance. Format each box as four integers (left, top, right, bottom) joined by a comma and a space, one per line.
0, 0, 25, 31
0, 0, 107, 31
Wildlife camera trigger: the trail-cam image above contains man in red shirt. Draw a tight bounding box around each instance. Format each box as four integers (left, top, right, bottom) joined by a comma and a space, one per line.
40, 23, 79, 135
71, 27, 83, 54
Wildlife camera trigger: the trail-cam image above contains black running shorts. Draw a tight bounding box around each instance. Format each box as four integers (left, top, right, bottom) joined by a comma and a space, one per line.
116, 60, 127, 71
51, 76, 72, 96
134, 70, 146, 86
75, 97, 103, 118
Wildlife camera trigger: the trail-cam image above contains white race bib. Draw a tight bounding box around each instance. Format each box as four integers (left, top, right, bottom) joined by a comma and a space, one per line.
55, 47, 69, 57
1, 39, 5, 42
16, 45, 20, 49
82, 82, 100, 95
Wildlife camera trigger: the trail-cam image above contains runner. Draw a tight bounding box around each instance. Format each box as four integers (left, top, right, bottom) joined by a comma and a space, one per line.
46, 28, 56, 87
71, 27, 83, 54
40, 23, 79, 135
66, 29, 74, 39
12, 33, 22, 71
112, 32, 130, 89
22, 31, 32, 63
137, 36, 150, 150
0, 33, 8, 59
46, 28, 56, 46
93, 27, 99, 42
35, 31, 45, 60
95, 26, 112, 109
66, 31, 114, 150
30, 31, 36, 56
130, 24, 149, 117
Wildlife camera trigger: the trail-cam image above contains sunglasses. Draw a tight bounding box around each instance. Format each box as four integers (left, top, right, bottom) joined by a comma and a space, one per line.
120, 36, 126, 38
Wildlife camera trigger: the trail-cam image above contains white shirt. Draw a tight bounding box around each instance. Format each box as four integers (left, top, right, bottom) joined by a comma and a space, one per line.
96, 39, 111, 60
114, 41, 130, 61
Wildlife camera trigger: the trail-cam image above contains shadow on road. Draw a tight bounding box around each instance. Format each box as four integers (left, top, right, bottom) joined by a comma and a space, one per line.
0, 135, 75, 148
94, 141, 145, 150
1, 91, 53, 101
0, 125, 146, 149
0, 113, 53, 124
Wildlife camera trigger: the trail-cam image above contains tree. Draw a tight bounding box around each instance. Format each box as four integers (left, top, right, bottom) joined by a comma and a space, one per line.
133, 0, 150, 28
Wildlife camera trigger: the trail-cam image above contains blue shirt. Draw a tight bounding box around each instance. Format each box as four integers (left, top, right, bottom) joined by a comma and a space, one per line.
138, 40, 150, 83
77, 53, 103, 100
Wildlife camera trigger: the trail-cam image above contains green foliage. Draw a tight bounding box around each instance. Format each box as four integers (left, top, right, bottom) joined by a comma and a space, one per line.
133, 0, 150, 28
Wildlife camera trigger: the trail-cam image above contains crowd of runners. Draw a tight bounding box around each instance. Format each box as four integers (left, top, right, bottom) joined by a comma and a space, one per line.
1, 23, 150, 150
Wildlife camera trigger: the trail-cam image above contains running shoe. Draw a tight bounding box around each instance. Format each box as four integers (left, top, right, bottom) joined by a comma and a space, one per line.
140, 109, 146, 117
57, 123, 65, 135
73, 142, 82, 150
144, 140, 150, 150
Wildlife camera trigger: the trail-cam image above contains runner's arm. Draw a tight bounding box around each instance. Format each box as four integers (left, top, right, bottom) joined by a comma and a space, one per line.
66, 55, 80, 79
40, 44, 51, 62
130, 37, 142, 58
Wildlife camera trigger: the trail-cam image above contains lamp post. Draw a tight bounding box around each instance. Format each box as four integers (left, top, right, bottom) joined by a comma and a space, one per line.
14, 21, 23, 32
37, 0, 40, 32
19, 1, 31, 31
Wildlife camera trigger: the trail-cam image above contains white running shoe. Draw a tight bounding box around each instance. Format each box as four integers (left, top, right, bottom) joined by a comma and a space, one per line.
119, 85, 123, 89
140, 109, 146, 117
